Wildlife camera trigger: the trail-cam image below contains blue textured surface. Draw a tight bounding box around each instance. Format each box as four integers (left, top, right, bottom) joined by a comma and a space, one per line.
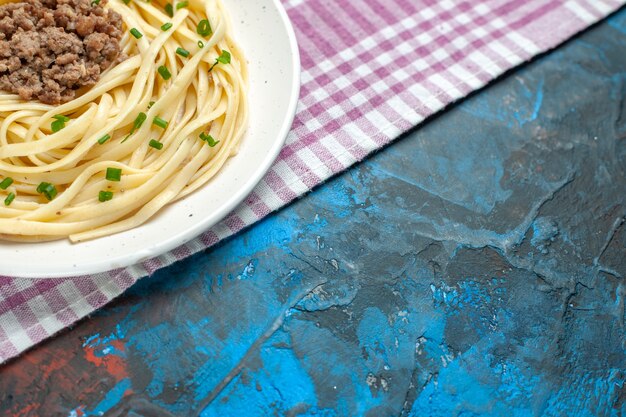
2, 8, 626, 417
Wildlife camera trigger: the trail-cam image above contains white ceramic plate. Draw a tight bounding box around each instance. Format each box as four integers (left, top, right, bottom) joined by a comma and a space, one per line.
0, 0, 300, 278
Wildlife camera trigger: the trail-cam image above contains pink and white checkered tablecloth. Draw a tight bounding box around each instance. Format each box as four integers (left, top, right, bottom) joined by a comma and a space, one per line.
0, 0, 623, 363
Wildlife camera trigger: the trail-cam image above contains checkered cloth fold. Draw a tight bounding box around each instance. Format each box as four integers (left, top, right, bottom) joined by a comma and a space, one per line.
1, 0, 623, 363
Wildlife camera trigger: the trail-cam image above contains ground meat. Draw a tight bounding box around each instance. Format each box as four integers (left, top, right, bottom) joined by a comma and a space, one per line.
0, 0, 122, 104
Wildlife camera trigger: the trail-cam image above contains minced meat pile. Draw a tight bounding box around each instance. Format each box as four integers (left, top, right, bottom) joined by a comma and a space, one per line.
0, 0, 123, 104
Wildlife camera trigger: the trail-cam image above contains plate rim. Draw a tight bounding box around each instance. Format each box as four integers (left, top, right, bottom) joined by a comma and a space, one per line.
4, 0, 301, 279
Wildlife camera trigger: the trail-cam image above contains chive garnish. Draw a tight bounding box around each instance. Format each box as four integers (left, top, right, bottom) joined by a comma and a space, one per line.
161, 22, 173, 31
122, 0, 131, 4
157, 66, 172, 80
121, 113, 146, 143
51, 120, 64, 132
36, 182, 57, 201
175, 1, 187, 9
0, 177, 13, 190
106, 167, 122, 182
208, 50, 231, 72
130, 28, 143, 39
197, 40, 204, 48
164, 2, 173, 15
97, 134, 111, 144
153, 117, 168, 129
45, 186, 57, 200
51, 115, 69, 132
130, 112, 147, 134
4, 192, 15, 206
148, 101, 156, 109
197, 19, 211, 37
91, 0, 100, 5
99, 190, 114, 202
149, 139, 164, 150
216, 50, 231, 64
199, 132, 219, 147
176, 47, 190, 57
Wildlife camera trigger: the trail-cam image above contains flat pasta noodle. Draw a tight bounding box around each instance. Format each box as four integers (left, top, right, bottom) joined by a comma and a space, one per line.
0, 0, 248, 242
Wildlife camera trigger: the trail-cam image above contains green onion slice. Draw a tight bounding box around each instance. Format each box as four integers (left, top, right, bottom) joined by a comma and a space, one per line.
164, 2, 173, 16
106, 167, 122, 182
176, 47, 190, 57
99, 191, 114, 202
209, 50, 231, 72
0, 177, 13, 190
130, 28, 143, 39
157, 65, 172, 80
53, 115, 70, 122
149, 139, 164, 150
153, 117, 169, 129
130, 112, 147, 134
36, 182, 57, 201
197, 19, 211, 37
97, 134, 111, 145
217, 50, 231, 64
51, 115, 70, 133
199, 132, 219, 147
51, 120, 64, 132
4, 192, 15, 206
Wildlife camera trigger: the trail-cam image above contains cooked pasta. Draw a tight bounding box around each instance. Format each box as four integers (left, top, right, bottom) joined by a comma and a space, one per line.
0, 0, 248, 242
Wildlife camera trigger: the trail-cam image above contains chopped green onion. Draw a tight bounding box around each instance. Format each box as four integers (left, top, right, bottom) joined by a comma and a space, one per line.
122, 0, 131, 4
206, 136, 219, 147
157, 66, 172, 80
45, 184, 58, 200
91, 0, 100, 5
53, 114, 70, 122
36, 182, 57, 201
130, 28, 143, 39
149, 139, 164, 150
176, 47, 190, 58
4, 192, 15, 206
164, 2, 173, 16
175, 0, 187, 9
0, 177, 13, 190
51, 120, 64, 132
153, 116, 168, 129
97, 134, 111, 145
197, 19, 211, 37
148, 101, 156, 109
217, 50, 231, 64
199, 132, 219, 147
51, 115, 70, 132
130, 112, 147, 134
197, 40, 204, 48
106, 167, 122, 182
209, 50, 231, 72
99, 190, 114, 202
161, 22, 173, 31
